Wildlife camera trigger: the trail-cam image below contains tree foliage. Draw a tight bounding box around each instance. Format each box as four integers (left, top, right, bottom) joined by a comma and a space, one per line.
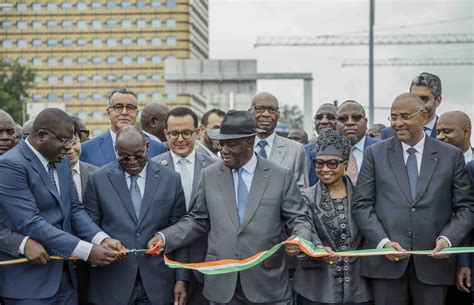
0, 59, 36, 123
279, 104, 304, 129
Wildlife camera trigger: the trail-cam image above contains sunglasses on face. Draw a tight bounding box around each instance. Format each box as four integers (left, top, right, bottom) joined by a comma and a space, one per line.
118, 154, 146, 163
314, 159, 345, 169
80, 129, 90, 137
337, 114, 365, 123
314, 113, 336, 121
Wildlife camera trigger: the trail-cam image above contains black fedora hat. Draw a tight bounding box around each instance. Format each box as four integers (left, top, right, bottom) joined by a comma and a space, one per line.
208, 110, 265, 140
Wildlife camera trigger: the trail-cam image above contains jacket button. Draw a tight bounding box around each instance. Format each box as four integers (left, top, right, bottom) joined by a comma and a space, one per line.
234, 253, 239, 257
407, 231, 412, 237
410, 208, 416, 212
136, 232, 140, 236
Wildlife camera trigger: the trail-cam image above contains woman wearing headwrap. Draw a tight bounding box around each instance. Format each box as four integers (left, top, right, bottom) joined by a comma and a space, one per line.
290, 128, 373, 305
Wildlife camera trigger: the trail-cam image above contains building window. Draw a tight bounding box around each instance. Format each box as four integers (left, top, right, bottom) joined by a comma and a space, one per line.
151, 1, 161, 8
47, 20, 57, 29
17, 40, 28, 48
47, 57, 58, 66
32, 58, 43, 66
166, 37, 177, 45
136, 20, 147, 28
121, 19, 132, 28
77, 57, 88, 65
16, 3, 27, 11
32, 94, 43, 101
122, 1, 132, 9
91, 2, 102, 9
167, 92, 177, 100
61, 3, 73, 10
32, 21, 42, 29
152, 74, 162, 81
137, 38, 147, 46
122, 56, 133, 65
48, 76, 58, 84
62, 39, 73, 47
92, 75, 103, 82
32, 39, 42, 47
107, 57, 117, 64
137, 92, 147, 101
107, 38, 117, 47
92, 57, 103, 64
2, 40, 12, 48
77, 3, 87, 10
63, 57, 73, 65
78, 93, 88, 101
122, 75, 133, 82
92, 112, 104, 120
63, 75, 73, 83
151, 56, 161, 64
122, 38, 132, 46
166, 56, 177, 61
34, 76, 43, 83
152, 92, 162, 100
63, 93, 73, 101
92, 39, 102, 47
137, 74, 147, 82
136, 1, 146, 9
106, 2, 116, 9
47, 3, 57, 11
2, 21, 12, 29
78, 111, 88, 120
92, 93, 102, 100
166, 18, 177, 27
77, 75, 88, 83
48, 94, 58, 102
151, 19, 161, 27
92, 20, 102, 29
32, 3, 42, 11
62, 20, 73, 29
17, 21, 28, 29
167, 0, 176, 9
17, 58, 28, 65
151, 38, 161, 46
107, 74, 117, 82
77, 39, 88, 47
77, 20, 88, 29
106, 19, 117, 28
137, 56, 147, 64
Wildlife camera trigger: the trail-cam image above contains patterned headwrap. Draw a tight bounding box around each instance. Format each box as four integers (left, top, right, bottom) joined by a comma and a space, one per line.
314, 128, 351, 161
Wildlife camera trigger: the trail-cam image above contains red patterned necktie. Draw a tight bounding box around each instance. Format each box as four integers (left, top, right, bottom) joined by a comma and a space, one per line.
346, 147, 358, 185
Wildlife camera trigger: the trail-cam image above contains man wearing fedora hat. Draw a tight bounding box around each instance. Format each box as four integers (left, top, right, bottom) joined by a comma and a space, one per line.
148, 110, 312, 304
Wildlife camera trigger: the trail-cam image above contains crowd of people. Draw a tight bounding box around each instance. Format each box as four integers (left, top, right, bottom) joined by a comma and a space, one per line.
0, 72, 472, 305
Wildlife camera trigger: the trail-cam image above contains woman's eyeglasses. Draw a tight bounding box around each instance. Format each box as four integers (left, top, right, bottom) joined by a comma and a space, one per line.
313, 159, 345, 169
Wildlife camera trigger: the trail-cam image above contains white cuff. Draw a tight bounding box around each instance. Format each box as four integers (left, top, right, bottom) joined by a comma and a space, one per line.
18, 236, 29, 255
71, 240, 93, 261
377, 238, 391, 249
91, 231, 110, 245
438, 236, 452, 247
157, 232, 166, 246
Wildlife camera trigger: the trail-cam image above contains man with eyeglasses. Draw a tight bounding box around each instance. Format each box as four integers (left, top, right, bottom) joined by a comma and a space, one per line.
82, 126, 189, 305
336, 100, 378, 185
152, 107, 216, 305
381, 72, 442, 140
249, 92, 308, 190
352, 93, 474, 305
0, 108, 123, 305
196, 108, 226, 159
305, 103, 338, 187
71, 116, 90, 143
81, 87, 166, 167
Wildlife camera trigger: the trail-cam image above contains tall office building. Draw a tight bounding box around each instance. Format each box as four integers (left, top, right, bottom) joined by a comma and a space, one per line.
1, 0, 209, 135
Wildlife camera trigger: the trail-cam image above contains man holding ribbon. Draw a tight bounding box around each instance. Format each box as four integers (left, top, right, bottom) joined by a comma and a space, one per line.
148, 110, 312, 305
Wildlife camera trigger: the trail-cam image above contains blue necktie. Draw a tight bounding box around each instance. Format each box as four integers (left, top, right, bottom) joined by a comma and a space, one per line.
47, 162, 59, 193
257, 140, 268, 158
129, 175, 142, 218
236, 168, 249, 224
424, 127, 431, 136
406, 148, 418, 201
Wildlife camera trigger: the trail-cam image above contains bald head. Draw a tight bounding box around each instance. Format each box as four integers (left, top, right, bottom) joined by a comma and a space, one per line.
116, 126, 147, 147
436, 111, 471, 152
314, 103, 337, 134
390, 93, 428, 146
115, 126, 148, 175
251, 92, 279, 108
250, 92, 280, 138
22, 119, 34, 137
392, 93, 426, 112
140, 102, 169, 142
287, 128, 308, 145
0, 110, 16, 155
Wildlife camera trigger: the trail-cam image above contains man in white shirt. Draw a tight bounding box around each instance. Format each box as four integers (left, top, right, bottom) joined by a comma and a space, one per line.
436, 111, 473, 163
352, 94, 474, 305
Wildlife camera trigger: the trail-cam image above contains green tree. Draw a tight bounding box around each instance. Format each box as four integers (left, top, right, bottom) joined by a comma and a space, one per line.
279, 104, 304, 129
0, 59, 36, 123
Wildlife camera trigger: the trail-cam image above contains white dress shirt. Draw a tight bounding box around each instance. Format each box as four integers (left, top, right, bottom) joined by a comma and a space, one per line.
352, 136, 366, 173
463, 147, 473, 164
22, 139, 109, 260
72, 162, 82, 202
377, 132, 451, 249
255, 132, 276, 157
124, 163, 148, 196
170, 150, 196, 210
424, 116, 437, 136
232, 153, 257, 207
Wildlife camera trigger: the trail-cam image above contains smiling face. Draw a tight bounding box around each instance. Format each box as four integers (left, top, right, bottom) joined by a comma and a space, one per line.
315, 154, 347, 186
336, 102, 367, 144
165, 114, 199, 157
37, 125, 75, 163
116, 139, 148, 176
67, 133, 81, 167
390, 95, 428, 146
436, 113, 471, 151
218, 137, 254, 169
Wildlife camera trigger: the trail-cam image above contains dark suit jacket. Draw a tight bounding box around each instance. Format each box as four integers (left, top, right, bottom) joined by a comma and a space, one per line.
0, 141, 102, 299
352, 136, 473, 285
79, 161, 97, 195
83, 160, 189, 305
305, 136, 379, 187
80, 131, 166, 167
152, 150, 216, 284
161, 156, 312, 303
381, 116, 438, 140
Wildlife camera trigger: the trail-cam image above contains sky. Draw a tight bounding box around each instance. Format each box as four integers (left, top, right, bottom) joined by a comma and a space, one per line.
208, 0, 473, 134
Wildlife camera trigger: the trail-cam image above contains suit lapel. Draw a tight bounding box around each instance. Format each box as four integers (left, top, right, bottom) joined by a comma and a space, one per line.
269, 135, 287, 164
217, 163, 239, 230
414, 137, 438, 204
99, 133, 116, 164
57, 161, 71, 215
137, 162, 161, 226
387, 138, 413, 204
79, 162, 88, 195
191, 153, 205, 199
107, 164, 138, 223
239, 158, 270, 231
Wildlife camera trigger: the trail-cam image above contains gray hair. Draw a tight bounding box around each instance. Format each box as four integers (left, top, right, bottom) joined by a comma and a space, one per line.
410, 72, 442, 97
107, 87, 137, 107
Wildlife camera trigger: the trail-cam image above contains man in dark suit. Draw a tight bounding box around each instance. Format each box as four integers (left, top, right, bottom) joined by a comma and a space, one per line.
0, 108, 122, 305
336, 100, 378, 185
153, 107, 216, 305
436, 111, 473, 164
381, 72, 442, 139
352, 93, 474, 305
148, 110, 312, 304
196, 108, 225, 160
83, 126, 189, 305
140, 102, 169, 143
304, 103, 338, 186
81, 87, 166, 167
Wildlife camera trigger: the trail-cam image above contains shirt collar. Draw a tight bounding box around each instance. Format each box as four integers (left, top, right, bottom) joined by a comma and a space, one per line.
401, 132, 426, 153
424, 115, 437, 131
234, 153, 258, 175
353, 135, 366, 152
142, 130, 162, 143
73, 162, 80, 174
256, 131, 276, 149
463, 147, 473, 163
198, 142, 218, 158
25, 138, 50, 169
109, 129, 117, 145
170, 149, 196, 166
124, 163, 148, 180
